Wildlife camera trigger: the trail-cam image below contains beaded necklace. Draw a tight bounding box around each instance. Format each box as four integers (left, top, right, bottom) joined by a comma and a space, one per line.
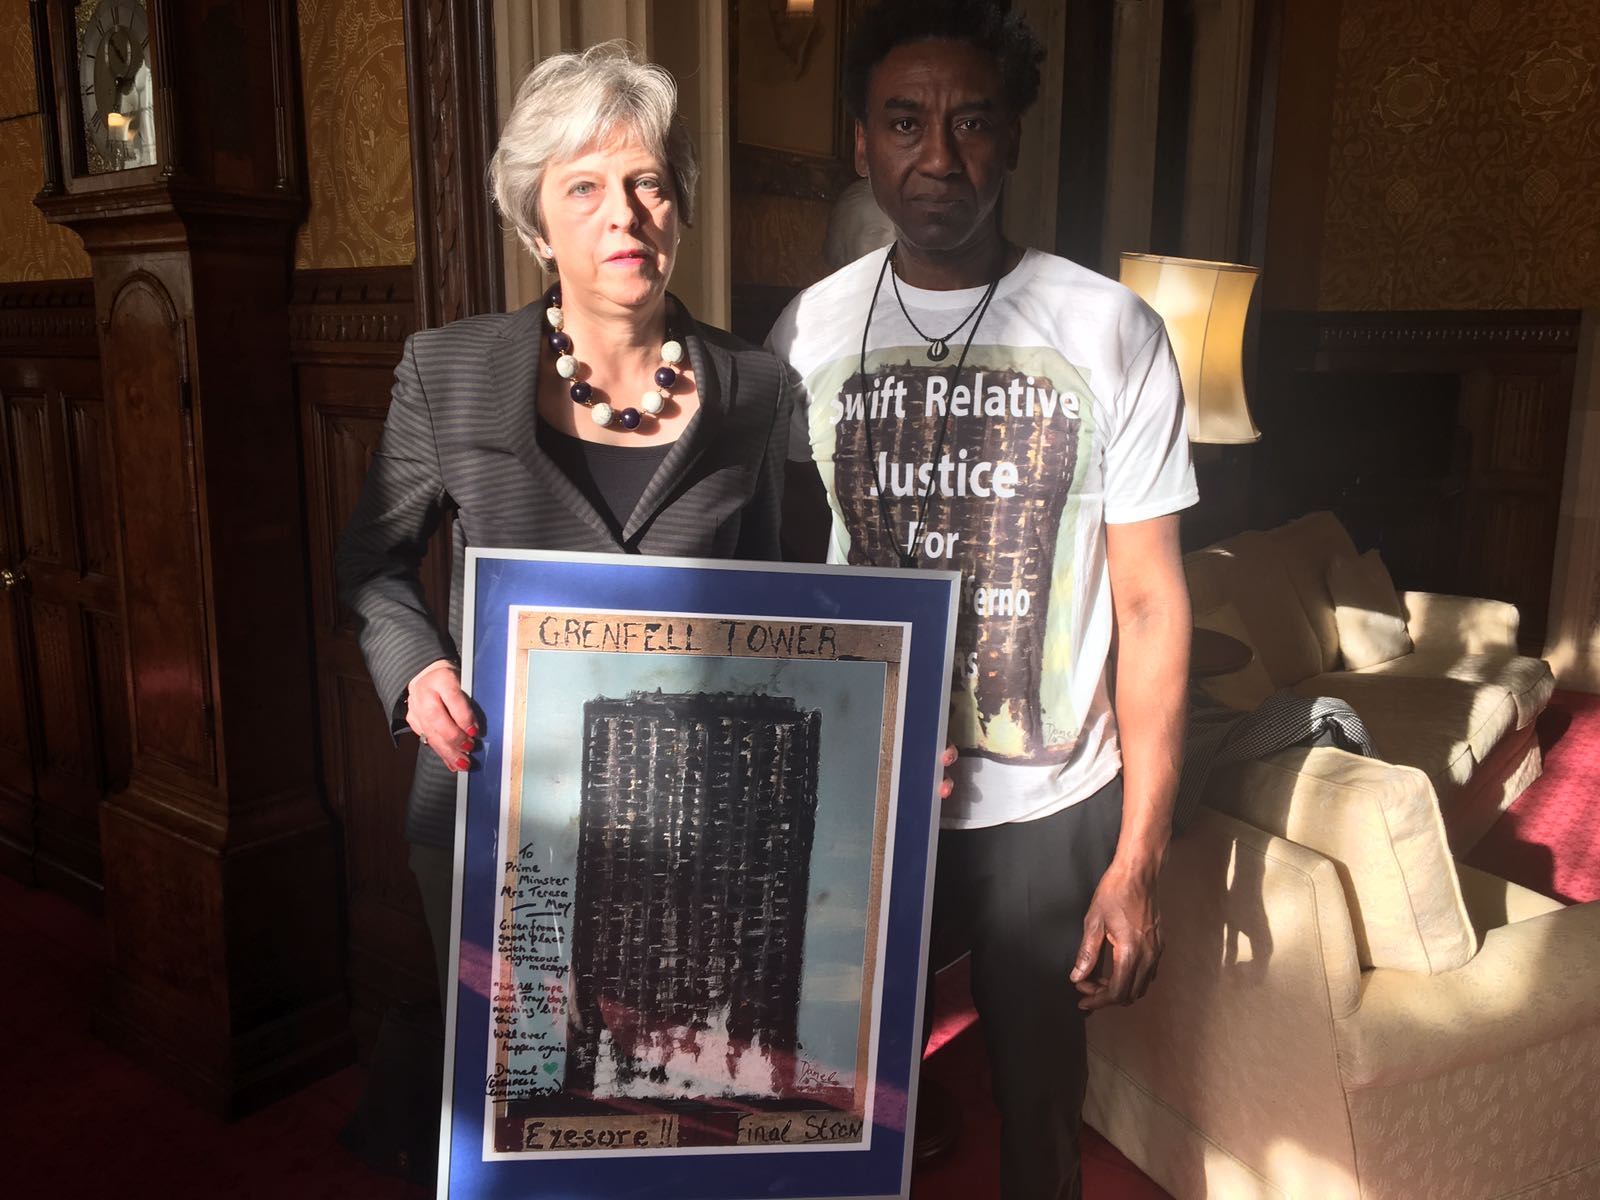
545, 289, 683, 430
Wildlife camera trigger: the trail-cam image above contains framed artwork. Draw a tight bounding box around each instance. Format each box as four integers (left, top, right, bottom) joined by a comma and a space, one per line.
439, 550, 959, 1200
732, 0, 865, 160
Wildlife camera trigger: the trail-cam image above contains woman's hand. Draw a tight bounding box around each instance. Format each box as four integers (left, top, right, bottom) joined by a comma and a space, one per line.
407, 662, 478, 772
940, 741, 959, 800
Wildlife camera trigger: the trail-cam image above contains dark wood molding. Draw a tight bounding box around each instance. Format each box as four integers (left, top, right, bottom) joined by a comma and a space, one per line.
149, 0, 183, 178
403, 0, 503, 329
289, 267, 417, 364
27, 0, 62, 199
0, 282, 98, 353
1302, 309, 1583, 354
266, 0, 302, 192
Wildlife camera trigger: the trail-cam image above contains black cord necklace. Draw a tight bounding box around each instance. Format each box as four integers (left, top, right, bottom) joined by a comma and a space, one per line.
858, 243, 1004, 568
888, 247, 990, 362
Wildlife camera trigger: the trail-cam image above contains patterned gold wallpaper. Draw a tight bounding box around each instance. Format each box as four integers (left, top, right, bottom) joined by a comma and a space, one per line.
294, 0, 416, 270
1321, 0, 1600, 310
0, 0, 35, 117
0, 0, 92, 282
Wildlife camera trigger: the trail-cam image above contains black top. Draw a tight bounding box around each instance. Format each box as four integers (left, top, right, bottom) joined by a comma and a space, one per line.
537, 422, 674, 538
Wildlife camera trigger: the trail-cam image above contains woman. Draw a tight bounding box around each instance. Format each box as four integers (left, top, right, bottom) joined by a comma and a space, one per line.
336, 42, 790, 992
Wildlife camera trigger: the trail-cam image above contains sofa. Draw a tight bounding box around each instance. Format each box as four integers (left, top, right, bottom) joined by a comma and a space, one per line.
1182, 510, 1555, 850
1082, 512, 1598, 1198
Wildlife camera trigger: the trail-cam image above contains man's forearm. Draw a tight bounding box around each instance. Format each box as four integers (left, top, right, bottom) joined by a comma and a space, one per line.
1110, 601, 1190, 875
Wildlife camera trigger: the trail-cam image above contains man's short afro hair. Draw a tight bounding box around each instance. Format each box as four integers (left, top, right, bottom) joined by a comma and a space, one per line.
842, 0, 1045, 121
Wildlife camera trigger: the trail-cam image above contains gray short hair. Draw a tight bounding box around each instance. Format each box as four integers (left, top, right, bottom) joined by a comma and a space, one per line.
489, 41, 698, 266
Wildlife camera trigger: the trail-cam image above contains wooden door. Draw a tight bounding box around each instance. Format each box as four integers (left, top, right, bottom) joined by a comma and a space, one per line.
0, 315, 128, 904
0, 413, 40, 879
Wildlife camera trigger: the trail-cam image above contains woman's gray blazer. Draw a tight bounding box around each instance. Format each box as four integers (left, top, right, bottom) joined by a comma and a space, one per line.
336, 296, 789, 847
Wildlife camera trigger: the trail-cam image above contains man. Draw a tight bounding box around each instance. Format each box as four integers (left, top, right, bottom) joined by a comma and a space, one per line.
770, 3, 1195, 1196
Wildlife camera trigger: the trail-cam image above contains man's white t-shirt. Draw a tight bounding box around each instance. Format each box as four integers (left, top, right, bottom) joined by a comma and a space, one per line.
769, 246, 1197, 829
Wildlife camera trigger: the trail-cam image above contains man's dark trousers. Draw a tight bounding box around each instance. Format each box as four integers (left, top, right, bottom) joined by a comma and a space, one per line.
927, 774, 1125, 1200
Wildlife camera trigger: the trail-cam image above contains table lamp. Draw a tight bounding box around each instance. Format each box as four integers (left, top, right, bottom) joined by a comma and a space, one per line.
1119, 253, 1262, 444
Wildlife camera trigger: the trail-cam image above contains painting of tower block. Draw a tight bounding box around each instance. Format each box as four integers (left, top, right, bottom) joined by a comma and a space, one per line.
445, 551, 958, 1197
566, 691, 823, 1102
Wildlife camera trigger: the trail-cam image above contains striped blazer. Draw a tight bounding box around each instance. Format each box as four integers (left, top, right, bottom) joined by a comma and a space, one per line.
336, 296, 789, 847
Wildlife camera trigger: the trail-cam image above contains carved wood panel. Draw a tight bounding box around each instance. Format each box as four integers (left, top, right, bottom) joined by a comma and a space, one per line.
331, 662, 435, 1011
0, 605, 30, 768
68, 397, 118, 579
307, 400, 389, 636
7, 395, 63, 565
0, 521, 36, 874
31, 598, 87, 783
104, 275, 215, 781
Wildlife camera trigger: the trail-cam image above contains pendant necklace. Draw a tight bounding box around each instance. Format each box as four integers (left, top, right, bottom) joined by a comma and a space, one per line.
888, 247, 992, 362
546, 288, 683, 430
858, 244, 1003, 568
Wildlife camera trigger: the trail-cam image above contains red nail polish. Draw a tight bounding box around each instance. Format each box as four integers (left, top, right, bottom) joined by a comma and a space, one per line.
466, 725, 478, 737
456, 757, 470, 770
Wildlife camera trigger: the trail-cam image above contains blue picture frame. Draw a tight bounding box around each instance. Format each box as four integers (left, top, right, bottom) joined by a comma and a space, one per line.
440, 550, 959, 1200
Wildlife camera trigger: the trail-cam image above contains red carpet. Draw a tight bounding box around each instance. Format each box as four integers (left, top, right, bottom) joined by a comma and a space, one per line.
4, 690, 1597, 1199
0, 878, 427, 1200
1464, 689, 1600, 904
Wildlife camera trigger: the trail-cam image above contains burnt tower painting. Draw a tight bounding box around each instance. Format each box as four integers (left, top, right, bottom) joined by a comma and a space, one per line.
566, 690, 824, 1101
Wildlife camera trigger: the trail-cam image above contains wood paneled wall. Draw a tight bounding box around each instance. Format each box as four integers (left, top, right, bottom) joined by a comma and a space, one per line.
289, 265, 441, 1039
2, 266, 440, 1041
1256, 308, 1579, 651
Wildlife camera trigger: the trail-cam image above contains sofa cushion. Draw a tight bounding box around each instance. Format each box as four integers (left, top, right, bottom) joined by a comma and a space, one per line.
1453, 862, 1564, 938
1328, 550, 1414, 669
1261, 511, 1359, 673
1184, 534, 1325, 691
1359, 651, 1554, 730
1210, 746, 1476, 973
1192, 602, 1276, 711
1292, 672, 1517, 802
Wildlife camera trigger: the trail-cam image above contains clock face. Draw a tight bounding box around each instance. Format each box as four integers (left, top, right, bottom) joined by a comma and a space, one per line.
76, 0, 158, 173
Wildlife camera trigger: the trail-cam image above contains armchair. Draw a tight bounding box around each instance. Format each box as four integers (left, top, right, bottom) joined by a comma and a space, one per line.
1085, 748, 1600, 1199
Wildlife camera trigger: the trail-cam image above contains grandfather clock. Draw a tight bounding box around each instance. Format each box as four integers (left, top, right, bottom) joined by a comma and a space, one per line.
30, 0, 349, 1112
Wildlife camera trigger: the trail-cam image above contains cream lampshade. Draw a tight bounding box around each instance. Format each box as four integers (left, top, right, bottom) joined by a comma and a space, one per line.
1119, 253, 1262, 445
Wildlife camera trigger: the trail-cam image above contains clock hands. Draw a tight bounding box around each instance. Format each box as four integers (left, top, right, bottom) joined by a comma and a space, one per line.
105, 28, 139, 93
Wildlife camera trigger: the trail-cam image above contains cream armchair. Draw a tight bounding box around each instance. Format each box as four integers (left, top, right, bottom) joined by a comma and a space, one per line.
1085, 747, 1600, 1199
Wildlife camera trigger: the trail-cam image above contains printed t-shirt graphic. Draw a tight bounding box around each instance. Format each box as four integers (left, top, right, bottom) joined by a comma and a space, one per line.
809, 344, 1095, 765
771, 248, 1197, 829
